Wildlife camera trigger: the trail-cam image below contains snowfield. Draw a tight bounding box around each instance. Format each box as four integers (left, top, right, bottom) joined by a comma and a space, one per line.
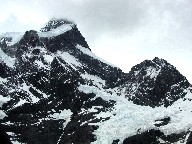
76, 44, 117, 68
0, 32, 24, 46
0, 48, 15, 68
78, 78, 192, 144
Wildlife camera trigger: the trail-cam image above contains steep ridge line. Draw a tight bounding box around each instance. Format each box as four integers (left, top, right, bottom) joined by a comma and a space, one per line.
0, 18, 191, 144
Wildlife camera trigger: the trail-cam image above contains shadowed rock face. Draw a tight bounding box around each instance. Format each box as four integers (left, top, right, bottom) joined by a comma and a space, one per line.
123, 129, 191, 144
44, 26, 90, 52
0, 19, 191, 144
121, 57, 190, 107
0, 124, 12, 144
123, 129, 164, 144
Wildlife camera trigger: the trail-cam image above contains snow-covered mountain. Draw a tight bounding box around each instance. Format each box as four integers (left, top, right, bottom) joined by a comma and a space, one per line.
0, 18, 191, 144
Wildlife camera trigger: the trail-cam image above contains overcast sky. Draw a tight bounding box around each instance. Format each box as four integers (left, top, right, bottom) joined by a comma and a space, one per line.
0, 0, 191, 83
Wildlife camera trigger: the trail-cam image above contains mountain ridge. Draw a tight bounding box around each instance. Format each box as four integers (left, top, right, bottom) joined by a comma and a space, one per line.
0, 19, 191, 144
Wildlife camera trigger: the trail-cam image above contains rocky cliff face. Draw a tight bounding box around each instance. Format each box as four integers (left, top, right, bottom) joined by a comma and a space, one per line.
119, 57, 190, 107
0, 19, 191, 144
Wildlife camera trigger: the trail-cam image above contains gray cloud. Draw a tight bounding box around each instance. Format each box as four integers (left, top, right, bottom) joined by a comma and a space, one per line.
2, 0, 192, 43
0, 0, 192, 82
9, 0, 149, 42
40, 0, 150, 40
32, 0, 192, 45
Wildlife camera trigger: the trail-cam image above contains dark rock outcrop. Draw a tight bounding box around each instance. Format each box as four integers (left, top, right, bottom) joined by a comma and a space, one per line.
0, 124, 12, 144
0, 19, 191, 144
120, 57, 190, 107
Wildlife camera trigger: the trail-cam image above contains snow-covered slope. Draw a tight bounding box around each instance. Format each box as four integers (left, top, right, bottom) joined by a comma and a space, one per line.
0, 32, 24, 46
0, 18, 191, 144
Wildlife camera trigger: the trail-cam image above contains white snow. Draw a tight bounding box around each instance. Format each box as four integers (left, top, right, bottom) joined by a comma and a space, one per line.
0, 110, 6, 119
34, 60, 50, 70
14, 99, 27, 108
78, 85, 104, 97
0, 24, 191, 144
0, 95, 10, 107
79, 106, 112, 126
91, 96, 162, 144
49, 109, 72, 120
0, 32, 24, 46
54, 109, 73, 144
13, 82, 49, 108
146, 66, 161, 79
30, 84, 49, 99
88, 107, 99, 113
78, 83, 192, 143
0, 95, 10, 119
122, 82, 141, 98
24, 46, 53, 70
0, 77, 7, 84
158, 91, 192, 135
81, 73, 106, 89
57, 51, 81, 70
33, 109, 73, 129
18, 82, 40, 103
11, 141, 22, 144
38, 24, 74, 38
94, 111, 113, 120
0, 48, 15, 68
43, 54, 54, 64
81, 73, 105, 85
2, 121, 14, 126
76, 44, 116, 67
7, 132, 23, 144
158, 138, 167, 143
87, 106, 103, 113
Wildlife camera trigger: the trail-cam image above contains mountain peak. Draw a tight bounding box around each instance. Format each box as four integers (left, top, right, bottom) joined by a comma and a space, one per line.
0, 18, 192, 144
40, 18, 75, 32
122, 57, 190, 107
152, 57, 168, 66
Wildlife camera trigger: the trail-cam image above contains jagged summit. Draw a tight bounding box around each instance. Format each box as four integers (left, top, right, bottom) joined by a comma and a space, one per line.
40, 18, 75, 32
0, 18, 90, 58
152, 57, 168, 67
0, 19, 192, 144
130, 57, 167, 72
121, 57, 190, 107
